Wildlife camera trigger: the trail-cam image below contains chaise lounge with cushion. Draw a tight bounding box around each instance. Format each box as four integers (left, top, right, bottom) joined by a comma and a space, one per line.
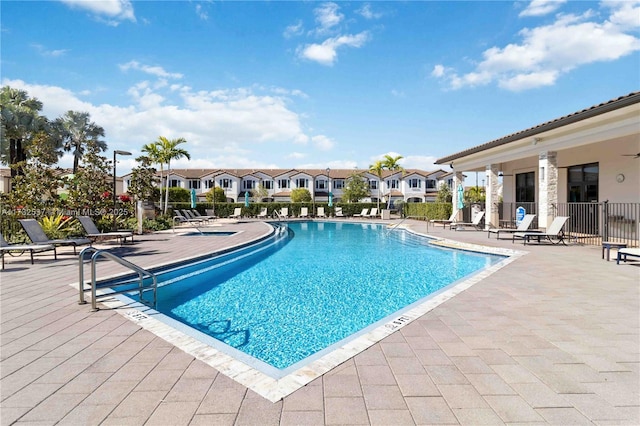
450, 211, 485, 231
1, 232, 56, 269
512, 216, 570, 245
616, 247, 640, 264
488, 214, 537, 239
78, 216, 134, 245
18, 218, 91, 255
430, 210, 458, 228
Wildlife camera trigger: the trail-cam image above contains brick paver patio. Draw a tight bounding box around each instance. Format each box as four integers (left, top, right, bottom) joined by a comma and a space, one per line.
1, 219, 638, 425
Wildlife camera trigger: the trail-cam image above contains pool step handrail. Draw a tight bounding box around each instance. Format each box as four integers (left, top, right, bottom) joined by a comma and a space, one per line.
78, 246, 157, 311
172, 215, 204, 234
386, 215, 430, 234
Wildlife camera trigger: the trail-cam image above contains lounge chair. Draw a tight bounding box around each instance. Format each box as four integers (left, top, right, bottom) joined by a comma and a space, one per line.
257, 207, 268, 219
366, 208, 379, 218
1, 233, 56, 269
77, 216, 134, 245
181, 210, 206, 222
354, 208, 369, 218
279, 207, 289, 219
430, 210, 458, 229
300, 207, 309, 218
317, 207, 326, 218
487, 214, 537, 239
450, 211, 485, 231
229, 207, 242, 219
335, 207, 345, 218
174, 212, 204, 225
617, 247, 640, 264
18, 218, 91, 255
512, 216, 570, 245
190, 209, 216, 221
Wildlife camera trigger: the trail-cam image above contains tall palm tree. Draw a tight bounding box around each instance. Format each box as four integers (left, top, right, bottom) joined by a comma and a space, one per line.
56, 111, 107, 174
368, 160, 384, 211
156, 136, 190, 214
0, 86, 51, 177
382, 154, 405, 208
141, 142, 164, 206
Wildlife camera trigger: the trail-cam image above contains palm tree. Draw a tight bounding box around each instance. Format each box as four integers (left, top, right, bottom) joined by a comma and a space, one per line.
156, 136, 190, 214
0, 86, 51, 177
382, 154, 405, 208
368, 160, 384, 211
141, 142, 164, 207
56, 111, 107, 174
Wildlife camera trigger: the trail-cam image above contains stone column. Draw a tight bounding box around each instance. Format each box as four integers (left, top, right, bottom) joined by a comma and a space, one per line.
538, 151, 558, 229
485, 164, 500, 229
453, 171, 464, 221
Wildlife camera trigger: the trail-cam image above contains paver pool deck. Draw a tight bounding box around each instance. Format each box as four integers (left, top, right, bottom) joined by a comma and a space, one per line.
1, 218, 638, 425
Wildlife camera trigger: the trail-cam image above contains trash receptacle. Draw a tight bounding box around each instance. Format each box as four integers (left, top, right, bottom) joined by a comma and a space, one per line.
381, 209, 390, 220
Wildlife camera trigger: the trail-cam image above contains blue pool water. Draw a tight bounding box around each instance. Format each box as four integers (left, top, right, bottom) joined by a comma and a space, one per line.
138, 222, 504, 371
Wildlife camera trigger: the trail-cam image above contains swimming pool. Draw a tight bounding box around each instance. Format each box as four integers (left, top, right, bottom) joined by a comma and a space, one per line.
122, 221, 505, 376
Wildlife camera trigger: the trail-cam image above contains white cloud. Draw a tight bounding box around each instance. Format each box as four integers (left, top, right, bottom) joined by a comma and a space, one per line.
298, 32, 370, 66
357, 3, 383, 20
2, 78, 314, 174
284, 20, 304, 38
313, 2, 343, 35
119, 61, 183, 79
519, 0, 567, 17
287, 152, 307, 159
433, 3, 640, 91
30, 43, 69, 57
312, 135, 335, 151
195, 4, 208, 21
60, 0, 136, 25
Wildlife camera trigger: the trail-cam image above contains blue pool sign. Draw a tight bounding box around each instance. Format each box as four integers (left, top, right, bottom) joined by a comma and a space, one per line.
516, 206, 526, 226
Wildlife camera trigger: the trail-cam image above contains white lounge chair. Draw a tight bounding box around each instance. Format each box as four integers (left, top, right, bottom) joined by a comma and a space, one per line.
229, 207, 242, 219
300, 207, 309, 218
450, 211, 485, 231
430, 210, 458, 229
78, 216, 134, 245
354, 208, 369, 218
1, 232, 56, 269
488, 214, 537, 239
367, 208, 379, 218
335, 207, 344, 218
18, 219, 91, 255
512, 216, 570, 245
280, 207, 289, 218
317, 207, 326, 218
257, 207, 268, 219
617, 247, 640, 264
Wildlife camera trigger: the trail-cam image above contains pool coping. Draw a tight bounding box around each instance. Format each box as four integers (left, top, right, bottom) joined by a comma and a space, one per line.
74, 223, 527, 402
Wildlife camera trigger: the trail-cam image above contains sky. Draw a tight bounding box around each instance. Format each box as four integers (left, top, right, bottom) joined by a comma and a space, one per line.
2, 0, 639, 177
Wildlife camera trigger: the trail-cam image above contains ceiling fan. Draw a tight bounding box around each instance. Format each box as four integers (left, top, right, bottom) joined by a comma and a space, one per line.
621, 153, 640, 159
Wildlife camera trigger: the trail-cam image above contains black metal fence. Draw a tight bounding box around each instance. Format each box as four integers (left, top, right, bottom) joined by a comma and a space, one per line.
498, 202, 639, 247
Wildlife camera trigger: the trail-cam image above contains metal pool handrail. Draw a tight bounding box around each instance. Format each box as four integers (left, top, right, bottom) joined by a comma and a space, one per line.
78, 246, 157, 311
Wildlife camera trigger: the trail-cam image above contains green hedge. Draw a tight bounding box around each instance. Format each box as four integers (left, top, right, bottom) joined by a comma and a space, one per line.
404, 202, 452, 221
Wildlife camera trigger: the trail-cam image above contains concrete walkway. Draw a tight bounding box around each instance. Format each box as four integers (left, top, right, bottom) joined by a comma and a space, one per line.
1, 219, 638, 425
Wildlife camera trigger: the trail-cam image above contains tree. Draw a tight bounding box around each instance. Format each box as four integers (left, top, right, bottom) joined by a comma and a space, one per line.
155, 136, 190, 214
205, 186, 226, 203
0, 86, 56, 177
141, 142, 164, 206
465, 186, 485, 203
290, 188, 311, 202
342, 172, 370, 203
56, 111, 107, 174
65, 143, 112, 212
382, 154, 405, 208
368, 160, 384, 211
253, 184, 269, 202
127, 155, 158, 202
436, 182, 452, 203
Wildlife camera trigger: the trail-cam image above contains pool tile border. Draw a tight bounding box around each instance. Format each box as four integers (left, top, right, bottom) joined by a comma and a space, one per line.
78, 231, 526, 402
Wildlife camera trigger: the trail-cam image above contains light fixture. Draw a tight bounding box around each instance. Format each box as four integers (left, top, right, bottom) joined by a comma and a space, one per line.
113, 150, 132, 231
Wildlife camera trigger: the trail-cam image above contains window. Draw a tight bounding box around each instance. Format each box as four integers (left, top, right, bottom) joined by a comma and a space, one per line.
333, 179, 344, 190
515, 172, 535, 202
369, 180, 378, 190
243, 180, 255, 190
426, 179, 436, 189
408, 178, 421, 189
316, 179, 328, 190
278, 179, 290, 189
188, 180, 201, 190
387, 179, 399, 189
220, 178, 231, 189
263, 180, 273, 190
568, 162, 599, 202
170, 179, 180, 188
295, 178, 308, 188
204, 180, 214, 189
